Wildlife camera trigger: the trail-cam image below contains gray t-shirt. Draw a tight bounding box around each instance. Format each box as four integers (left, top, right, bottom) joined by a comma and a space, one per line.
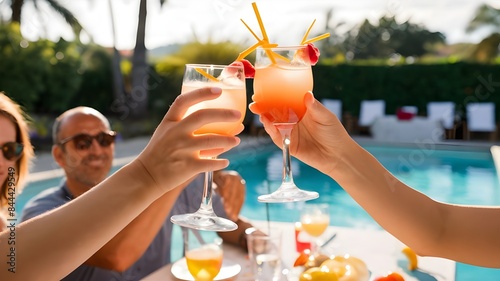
20, 174, 227, 281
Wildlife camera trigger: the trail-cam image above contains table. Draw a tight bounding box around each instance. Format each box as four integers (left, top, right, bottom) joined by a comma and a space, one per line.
141, 221, 455, 281
370, 116, 445, 143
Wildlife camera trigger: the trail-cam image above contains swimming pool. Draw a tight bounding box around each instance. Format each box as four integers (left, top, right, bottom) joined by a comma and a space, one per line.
226, 140, 500, 281
17, 140, 500, 280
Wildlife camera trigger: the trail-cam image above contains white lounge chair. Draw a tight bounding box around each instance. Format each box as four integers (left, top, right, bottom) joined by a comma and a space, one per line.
427, 102, 456, 139
358, 100, 386, 127
465, 102, 497, 140
322, 99, 342, 122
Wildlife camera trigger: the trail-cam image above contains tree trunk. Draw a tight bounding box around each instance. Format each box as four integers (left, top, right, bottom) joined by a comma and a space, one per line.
107, 0, 128, 119
11, 0, 24, 23
130, 0, 149, 117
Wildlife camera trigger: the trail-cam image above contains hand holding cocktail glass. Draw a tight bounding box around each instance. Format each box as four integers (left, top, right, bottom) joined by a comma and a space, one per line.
170, 63, 246, 232
252, 45, 319, 202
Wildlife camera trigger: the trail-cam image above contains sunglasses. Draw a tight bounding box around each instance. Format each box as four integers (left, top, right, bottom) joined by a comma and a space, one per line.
58, 131, 117, 150
1, 142, 24, 161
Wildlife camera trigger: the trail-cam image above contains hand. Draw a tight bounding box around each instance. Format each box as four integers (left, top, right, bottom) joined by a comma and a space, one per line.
213, 170, 246, 222
136, 87, 243, 193
249, 91, 352, 176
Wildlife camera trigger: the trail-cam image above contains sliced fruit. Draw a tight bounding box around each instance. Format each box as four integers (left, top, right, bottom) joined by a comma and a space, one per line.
294, 250, 311, 267
401, 246, 418, 271
373, 272, 405, 281
306, 43, 320, 65
299, 266, 339, 281
230, 59, 255, 78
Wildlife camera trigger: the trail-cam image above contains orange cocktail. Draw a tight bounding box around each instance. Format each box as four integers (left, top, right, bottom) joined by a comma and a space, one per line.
301, 213, 329, 237
253, 46, 313, 124
182, 82, 246, 135
186, 245, 223, 281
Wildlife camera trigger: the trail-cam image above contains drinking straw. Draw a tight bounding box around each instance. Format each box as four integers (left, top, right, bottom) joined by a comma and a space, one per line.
300, 19, 317, 45
194, 68, 219, 82
300, 19, 331, 45
250, 2, 277, 64
303, 33, 331, 45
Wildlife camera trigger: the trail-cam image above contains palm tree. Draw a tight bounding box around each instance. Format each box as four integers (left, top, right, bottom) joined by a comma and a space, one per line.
10, 0, 83, 38
109, 0, 168, 117
466, 4, 500, 33
466, 3, 500, 62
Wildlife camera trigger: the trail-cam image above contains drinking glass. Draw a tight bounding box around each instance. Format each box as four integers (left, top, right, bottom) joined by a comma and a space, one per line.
170, 64, 247, 231
246, 228, 282, 281
300, 203, 330, 255
183, 228, 224, 281
253, 45, 319, 202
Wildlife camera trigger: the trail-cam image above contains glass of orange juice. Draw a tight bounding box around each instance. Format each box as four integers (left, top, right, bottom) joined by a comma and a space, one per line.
253, 45, 319, 202
170, 63, 246, 232
300, 203, 330, 255
184, 228, 224, 281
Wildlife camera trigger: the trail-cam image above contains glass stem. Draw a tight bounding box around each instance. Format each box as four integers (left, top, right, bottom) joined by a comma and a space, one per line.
198, 159, 215, 216
277, 124, 295, 187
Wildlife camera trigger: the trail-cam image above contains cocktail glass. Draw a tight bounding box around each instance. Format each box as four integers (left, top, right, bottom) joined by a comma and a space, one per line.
170, 63, 246, 231
253, 45, 319, 202
300, 203, 330, 255
183, 228, 223, 281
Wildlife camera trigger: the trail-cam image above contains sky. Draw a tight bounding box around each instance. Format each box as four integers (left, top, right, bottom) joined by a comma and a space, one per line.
0, 0, 498, 50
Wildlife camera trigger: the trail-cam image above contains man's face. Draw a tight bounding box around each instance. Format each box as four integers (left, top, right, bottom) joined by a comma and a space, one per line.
54, 113, 114, 191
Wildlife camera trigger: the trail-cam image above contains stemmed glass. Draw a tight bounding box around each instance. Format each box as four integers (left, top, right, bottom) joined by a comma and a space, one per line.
253, 45, 319, 202
183, 228, 224, 281
300, 203, 330, 255
170, 63, 247, 231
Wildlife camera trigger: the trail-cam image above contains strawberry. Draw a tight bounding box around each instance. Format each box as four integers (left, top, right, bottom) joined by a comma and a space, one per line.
306, 43, 320, 66
231, 59, 255, 78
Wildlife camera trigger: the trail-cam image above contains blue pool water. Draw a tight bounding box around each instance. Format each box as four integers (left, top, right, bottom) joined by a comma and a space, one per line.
226, 143, 500, 281
16, 142, 500, 280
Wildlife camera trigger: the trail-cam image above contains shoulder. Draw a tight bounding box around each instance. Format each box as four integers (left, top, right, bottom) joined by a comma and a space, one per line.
20, 186, 70, 221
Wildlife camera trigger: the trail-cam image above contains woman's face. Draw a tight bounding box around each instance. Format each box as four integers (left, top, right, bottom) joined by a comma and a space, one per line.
0, 115, 17, 185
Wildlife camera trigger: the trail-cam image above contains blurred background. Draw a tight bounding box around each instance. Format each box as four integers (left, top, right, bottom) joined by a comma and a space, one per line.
0, 0, 499, 150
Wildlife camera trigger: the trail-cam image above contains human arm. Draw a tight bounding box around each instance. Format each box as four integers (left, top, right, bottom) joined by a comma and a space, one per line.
250, 91, 500, 267
83, 184, 186, 271
0, 87, 243, 281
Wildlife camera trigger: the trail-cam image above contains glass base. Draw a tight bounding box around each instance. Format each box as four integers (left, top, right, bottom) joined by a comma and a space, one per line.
258, 183, 319, 203
170, 213, 238, 232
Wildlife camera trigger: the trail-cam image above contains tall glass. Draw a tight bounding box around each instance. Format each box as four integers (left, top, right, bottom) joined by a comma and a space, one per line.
170, 64, 247, 231
253, 45, 319, 202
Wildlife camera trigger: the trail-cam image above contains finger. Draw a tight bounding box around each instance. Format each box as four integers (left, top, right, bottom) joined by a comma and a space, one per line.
227, 124, 245, 136
181, 108, 242, 134
165, 87, 223, 121
184, 134, 240, 154
194, 157, 232, 173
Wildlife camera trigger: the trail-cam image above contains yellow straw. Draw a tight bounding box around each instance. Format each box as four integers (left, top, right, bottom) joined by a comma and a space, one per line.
240, 19, 261, 42
195, 68, 219, 82
250, 2, 277, 64
301, 19, 316, 45
252, 2, 269, 42
303, 33, 331, 45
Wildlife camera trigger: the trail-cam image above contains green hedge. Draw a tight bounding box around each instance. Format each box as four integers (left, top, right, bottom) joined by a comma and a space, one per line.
312, 63, 500, 120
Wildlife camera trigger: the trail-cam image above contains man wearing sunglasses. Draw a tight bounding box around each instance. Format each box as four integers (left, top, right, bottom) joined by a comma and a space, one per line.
21, 106, 254, 280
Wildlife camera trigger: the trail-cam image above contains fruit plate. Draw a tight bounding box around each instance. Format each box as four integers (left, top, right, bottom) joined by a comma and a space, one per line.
171, 258, 241, 281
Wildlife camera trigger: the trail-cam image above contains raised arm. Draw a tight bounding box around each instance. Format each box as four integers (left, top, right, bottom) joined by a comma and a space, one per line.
250, 91, 500, 268
0, 87, 242, 281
